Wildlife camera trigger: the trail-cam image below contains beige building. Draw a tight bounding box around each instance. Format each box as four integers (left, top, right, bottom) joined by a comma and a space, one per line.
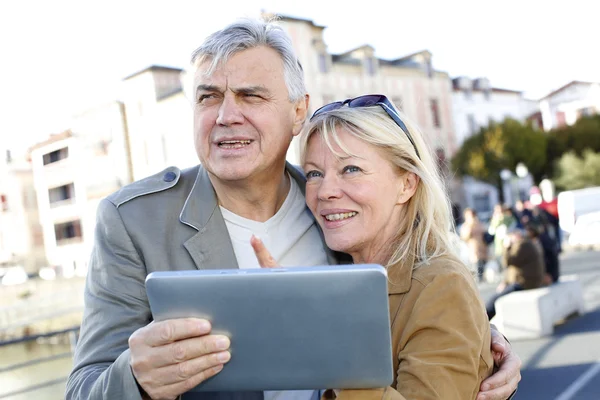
121, 66, 196, 181
29, 99, 132, 276
0, 149, 46, 274
273, 15, 458, 163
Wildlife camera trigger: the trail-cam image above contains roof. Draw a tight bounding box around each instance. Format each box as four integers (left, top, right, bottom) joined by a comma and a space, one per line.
387, 50, 432, 64
261, 12, 326, 29
28, 130, 73, 153
123, 65, 184, 81
452, 86, 522, 94
332, 44, 375, 59
539, 80, 597, 100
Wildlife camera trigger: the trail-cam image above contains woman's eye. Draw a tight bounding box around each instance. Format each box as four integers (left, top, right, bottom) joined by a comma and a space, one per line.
305, 170, 323, 179
343, 165, 361, 174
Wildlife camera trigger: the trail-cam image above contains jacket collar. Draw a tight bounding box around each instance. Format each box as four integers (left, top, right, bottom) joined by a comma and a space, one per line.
387, 258, 415, 294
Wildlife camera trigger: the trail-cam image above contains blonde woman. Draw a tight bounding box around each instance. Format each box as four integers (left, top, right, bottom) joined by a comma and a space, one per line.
253, 95, 502, 399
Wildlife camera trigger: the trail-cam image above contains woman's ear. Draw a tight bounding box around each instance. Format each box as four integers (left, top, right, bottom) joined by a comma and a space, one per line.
397, 172, 419, 205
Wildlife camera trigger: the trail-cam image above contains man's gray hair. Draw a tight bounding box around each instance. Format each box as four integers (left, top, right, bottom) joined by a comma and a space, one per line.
191, 18, 306, 102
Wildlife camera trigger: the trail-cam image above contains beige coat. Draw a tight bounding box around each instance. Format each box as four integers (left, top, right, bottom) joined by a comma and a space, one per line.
330, 255, 493, 400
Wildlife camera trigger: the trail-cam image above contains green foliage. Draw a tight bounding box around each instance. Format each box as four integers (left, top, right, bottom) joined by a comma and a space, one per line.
546, 115, 600, 177
554, 149, 600, 190
451, 118, 548, 184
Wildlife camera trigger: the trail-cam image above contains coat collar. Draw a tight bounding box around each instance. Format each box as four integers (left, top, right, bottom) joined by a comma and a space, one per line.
386, 258, 415, 295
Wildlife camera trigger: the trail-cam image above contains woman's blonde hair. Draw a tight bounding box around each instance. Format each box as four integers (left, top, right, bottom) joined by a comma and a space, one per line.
300, 105, 458, 269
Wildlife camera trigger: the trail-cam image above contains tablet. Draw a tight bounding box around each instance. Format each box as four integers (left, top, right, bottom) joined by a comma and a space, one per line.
145, 264, 393, 392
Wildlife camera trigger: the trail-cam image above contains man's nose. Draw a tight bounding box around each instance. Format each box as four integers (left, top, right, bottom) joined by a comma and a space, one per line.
216, 95, 244, 126
317, 173, 343, 200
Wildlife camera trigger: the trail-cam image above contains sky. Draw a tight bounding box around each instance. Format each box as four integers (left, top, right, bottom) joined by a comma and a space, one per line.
1, 0, 598, 154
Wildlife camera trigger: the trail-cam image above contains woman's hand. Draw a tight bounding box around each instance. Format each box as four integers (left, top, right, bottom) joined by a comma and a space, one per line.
250, 235, 279, 268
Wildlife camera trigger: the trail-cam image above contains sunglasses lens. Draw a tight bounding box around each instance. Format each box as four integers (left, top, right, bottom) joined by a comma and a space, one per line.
349, 95, 385, 108
313, 102, 343, 117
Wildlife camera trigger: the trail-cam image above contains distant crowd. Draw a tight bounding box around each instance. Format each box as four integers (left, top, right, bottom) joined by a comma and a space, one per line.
457, 200, 561, 319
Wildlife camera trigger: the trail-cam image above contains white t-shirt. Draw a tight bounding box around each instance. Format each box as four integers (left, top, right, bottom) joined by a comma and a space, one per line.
220, 175, 329, 400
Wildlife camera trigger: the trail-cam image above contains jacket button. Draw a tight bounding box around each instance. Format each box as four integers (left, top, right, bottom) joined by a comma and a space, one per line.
163, 171, 177, 182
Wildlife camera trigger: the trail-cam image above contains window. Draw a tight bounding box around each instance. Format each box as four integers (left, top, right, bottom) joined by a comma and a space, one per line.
318, 53, 328, 73
577, 107, 594, 118
468, 114, 477, 135
484, 89, 491, 101
365, 58, 376, 76
42, 147, 69, 165
1, 194, 7, 211
430, 99, 441, 128
54, 220, 82, 244
425, 60, 433, 79
48, 183, 75, 207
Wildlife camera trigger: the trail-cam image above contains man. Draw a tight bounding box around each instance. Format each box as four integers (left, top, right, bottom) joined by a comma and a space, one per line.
486, 228, 545, 320
66, 17, 520, 400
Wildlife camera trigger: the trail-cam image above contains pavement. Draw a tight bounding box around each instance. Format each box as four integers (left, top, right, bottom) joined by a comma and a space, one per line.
478, 249, 600, 400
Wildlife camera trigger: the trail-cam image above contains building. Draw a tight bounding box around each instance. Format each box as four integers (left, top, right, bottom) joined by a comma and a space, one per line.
120, 65, 196, 181
28, 104, 131, 277
0, 149, 47, 274
272, 14, 458, 163
539, 80, 600, 131
451, 76, 538, 146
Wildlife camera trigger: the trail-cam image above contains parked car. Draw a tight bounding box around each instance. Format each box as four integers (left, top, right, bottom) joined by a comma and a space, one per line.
567, 211, 600, 249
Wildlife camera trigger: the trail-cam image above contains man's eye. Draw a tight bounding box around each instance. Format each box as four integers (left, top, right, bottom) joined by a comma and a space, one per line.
343, 165, 361, 174
305, 170, 323, 179
197, 94, 216, 103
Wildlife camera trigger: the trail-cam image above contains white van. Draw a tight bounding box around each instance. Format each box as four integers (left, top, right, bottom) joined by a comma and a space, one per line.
557, 186, 600, 234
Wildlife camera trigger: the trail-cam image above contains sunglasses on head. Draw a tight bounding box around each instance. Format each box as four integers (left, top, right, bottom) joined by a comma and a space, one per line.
310, 94, 421, 159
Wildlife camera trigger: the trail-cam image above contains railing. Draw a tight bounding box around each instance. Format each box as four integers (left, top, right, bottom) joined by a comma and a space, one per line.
0, 326, 79, 399
0, 287, 84, 341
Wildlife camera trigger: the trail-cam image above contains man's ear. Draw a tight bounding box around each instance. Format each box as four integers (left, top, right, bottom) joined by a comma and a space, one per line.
397, 172, 419, 205
292, 94, 310, 136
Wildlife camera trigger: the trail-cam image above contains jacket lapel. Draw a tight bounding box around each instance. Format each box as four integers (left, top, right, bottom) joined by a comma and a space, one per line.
180, 166, 239, 270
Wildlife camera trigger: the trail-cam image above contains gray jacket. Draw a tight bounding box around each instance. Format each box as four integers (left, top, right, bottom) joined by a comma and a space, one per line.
66, 163, 338, 400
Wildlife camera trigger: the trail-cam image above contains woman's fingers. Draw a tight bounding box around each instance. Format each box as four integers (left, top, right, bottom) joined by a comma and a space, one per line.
250, 235, 279, 268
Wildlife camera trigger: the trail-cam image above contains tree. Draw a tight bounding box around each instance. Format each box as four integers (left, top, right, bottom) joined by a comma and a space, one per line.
546, 115, 600, 177
554, 150, 600, 190
452, 118, 548, 188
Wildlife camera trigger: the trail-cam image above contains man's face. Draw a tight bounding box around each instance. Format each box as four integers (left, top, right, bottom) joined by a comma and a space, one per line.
193, 46, 307, 183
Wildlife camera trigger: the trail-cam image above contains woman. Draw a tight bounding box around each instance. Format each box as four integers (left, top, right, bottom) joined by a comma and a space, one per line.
460, 208, 490, 281
252, 95, 494, 399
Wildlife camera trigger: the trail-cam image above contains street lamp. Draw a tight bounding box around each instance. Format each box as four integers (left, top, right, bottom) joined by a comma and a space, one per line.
499, 169, 513, 205
515, 163, 529, 201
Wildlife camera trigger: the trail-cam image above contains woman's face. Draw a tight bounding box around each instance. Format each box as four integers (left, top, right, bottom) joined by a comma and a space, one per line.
303, 128, 410, 261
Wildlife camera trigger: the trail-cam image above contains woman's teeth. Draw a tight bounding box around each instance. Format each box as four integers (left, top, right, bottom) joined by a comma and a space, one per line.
325, 212, 357, 221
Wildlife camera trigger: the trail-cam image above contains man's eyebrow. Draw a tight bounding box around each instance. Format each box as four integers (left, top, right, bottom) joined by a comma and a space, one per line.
196, 84, 220, 94
232, 85, 270, 95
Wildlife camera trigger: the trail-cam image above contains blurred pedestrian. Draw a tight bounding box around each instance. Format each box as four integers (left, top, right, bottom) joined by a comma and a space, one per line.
488, 204, 517, 267
460, 208, 489, 281
486, 228, 545, 320
525, 219, 560, 284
